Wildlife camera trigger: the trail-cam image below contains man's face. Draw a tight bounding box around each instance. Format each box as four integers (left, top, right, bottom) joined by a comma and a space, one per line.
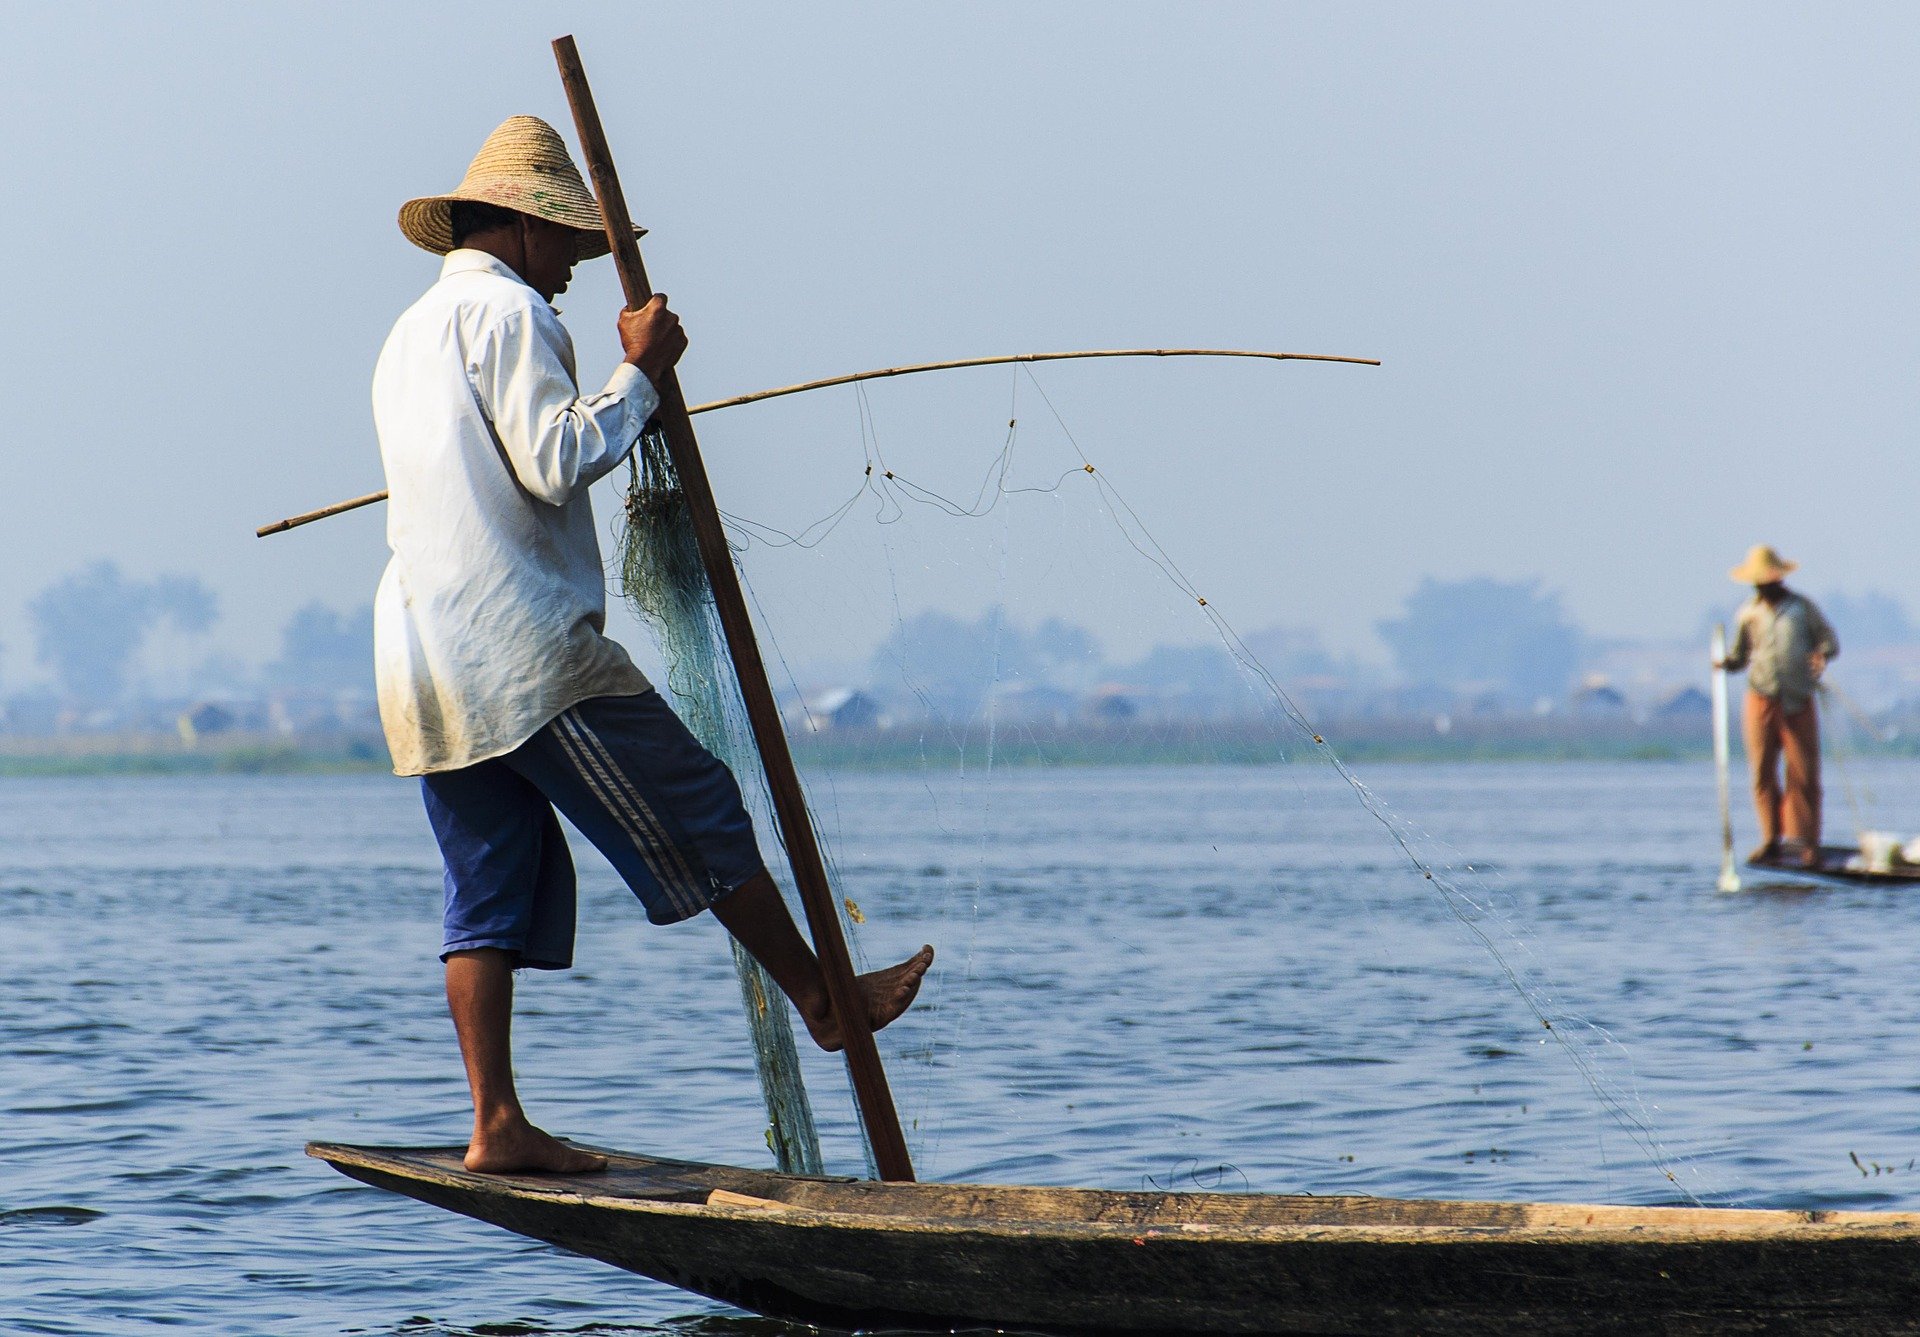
519, 215, 580, 303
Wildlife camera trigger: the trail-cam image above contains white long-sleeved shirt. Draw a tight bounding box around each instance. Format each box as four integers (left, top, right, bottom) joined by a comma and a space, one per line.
371, 249, 659, 775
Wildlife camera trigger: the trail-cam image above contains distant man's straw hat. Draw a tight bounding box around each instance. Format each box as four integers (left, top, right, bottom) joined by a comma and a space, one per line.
1729, 544, 1798, 585
397, 115, 643, 260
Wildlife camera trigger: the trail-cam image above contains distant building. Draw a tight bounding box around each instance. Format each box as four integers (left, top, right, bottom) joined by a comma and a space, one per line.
1655, 685, 1712, 718
1086, 685, 1140, 722
1570, 676, 1629, 717
177, 701, 237, 746
268, 688, 380, 736
789, 688, 882, 732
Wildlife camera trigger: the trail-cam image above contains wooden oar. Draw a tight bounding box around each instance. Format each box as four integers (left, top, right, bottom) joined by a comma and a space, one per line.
553, 34, 914, 1181
254, 348, 1378, 537
1711, 624, 1742, 893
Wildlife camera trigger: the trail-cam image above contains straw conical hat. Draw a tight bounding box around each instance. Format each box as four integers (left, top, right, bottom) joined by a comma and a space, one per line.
397, 115, 643, 260
1729, 544, 1797, 584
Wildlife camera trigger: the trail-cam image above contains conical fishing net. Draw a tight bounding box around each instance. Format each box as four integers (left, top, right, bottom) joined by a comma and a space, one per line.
618, 424, 824, 1175
616, 359, 1724, 1205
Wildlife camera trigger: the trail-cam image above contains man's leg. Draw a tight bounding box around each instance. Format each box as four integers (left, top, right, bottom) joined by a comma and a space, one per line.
710, 871, 933, 1053
445, 948, 606, 1174
509, 697, 932, 1052
1780, 700, 1822, 855
1743, 690, 1784, 856
423, 763, 597, 1175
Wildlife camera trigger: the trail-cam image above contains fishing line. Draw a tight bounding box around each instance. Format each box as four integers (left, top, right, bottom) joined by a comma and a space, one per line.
673, 364, 1715, 1200
1144, 1159, 1253, 1193
614, 425, 827, 1176
713, 383, 1081, 556
1013, 365, 1709, 1203
727, 386, 1014, 1172
725, 368, 1715, 1199
855, 378, 1021, 1172
1819, 681, 1887, 839
731, 566, 889, 1180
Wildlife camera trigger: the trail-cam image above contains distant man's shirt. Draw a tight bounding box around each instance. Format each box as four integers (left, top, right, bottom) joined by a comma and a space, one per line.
371, 249, 659, 776
1724, 591, 1838, 713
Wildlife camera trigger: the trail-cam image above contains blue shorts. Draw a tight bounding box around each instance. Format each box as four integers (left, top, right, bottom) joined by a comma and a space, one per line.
421, 691, 767, 970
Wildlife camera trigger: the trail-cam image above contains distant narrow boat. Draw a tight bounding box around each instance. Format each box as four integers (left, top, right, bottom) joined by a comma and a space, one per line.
1748, 845, 1920, 886
309, 1141, 1920, 1336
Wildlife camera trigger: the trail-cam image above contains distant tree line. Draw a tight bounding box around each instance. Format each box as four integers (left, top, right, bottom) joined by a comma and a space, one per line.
13, 561, 1916, 715
17, 560, 371, 706
1376, 577, 1583, 703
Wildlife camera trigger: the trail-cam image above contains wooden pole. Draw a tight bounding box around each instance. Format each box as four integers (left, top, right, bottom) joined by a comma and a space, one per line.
255, 347, 1380, 537
256, 491, 391, 537
552, 34, 914, 1181
1711, 624, 1742, 893
687, 346, 1380, 414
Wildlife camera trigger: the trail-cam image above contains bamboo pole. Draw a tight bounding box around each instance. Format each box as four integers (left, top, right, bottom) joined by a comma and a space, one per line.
553, 34, 915, 1181
256, 491, 392, 537
688, 346, 1379, 413
254, 348, 1379, 537
1711, 624, 1742, 893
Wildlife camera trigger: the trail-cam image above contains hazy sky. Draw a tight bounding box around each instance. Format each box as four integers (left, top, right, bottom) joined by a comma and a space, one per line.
5, 3, 1918, 680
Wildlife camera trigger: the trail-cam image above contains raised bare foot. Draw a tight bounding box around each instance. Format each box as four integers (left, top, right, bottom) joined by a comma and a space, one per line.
465, 1116, 608, 1175
804, 945, 935, 1052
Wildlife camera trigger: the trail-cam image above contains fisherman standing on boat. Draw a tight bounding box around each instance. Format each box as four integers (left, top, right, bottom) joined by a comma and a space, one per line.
373, 116, 931, 1175
1715, 545, 1838, 869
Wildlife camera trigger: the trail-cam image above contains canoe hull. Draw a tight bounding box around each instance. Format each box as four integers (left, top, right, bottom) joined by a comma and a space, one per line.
312, 1143, 1920, 1336
1748, 844, 1920, 886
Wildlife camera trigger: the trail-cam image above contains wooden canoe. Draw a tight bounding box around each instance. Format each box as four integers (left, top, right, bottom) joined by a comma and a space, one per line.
308, 1141, 1920, 1335
1748, 844, 1920, 887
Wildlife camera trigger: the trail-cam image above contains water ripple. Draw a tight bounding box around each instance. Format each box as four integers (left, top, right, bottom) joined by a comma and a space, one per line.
8, 765, 1920, 1331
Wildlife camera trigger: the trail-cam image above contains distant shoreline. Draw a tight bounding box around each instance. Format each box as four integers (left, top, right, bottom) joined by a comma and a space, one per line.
5, 716, 1908, 776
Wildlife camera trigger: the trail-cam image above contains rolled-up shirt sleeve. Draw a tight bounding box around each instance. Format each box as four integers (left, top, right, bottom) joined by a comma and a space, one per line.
471, 309, 660, 505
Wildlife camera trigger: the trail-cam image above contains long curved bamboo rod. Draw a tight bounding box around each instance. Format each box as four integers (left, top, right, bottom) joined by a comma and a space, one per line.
254, 346, 1379, 537
689, 346, 1379, 413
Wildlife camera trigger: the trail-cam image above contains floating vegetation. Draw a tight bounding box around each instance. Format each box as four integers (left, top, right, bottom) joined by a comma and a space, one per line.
1849, 1152, 1916, 1178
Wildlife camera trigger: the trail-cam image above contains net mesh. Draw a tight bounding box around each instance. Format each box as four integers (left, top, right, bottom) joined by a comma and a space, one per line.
617, 425, 824, 1176
615, 361, 1717, 1203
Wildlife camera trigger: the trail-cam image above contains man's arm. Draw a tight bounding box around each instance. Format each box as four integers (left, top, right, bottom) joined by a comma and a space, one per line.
1720, 609, 1752, 672
473, 297, 684, 506
619, 295, 686, 388
1812, 602, 1839, 662
1809, 600, 1838, 674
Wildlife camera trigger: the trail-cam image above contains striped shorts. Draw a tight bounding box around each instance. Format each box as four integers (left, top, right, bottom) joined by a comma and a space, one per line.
421, 690, 766, 969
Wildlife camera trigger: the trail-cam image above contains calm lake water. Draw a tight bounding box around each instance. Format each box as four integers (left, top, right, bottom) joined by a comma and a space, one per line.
9, 759, 1920, 1334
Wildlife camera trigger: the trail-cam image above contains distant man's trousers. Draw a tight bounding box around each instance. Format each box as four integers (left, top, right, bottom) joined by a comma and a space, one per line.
1742, 690, 1821, 849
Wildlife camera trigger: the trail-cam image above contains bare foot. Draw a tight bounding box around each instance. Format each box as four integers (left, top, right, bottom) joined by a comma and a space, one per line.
805, 945, 934, 1052
465, 1116, 608, 1175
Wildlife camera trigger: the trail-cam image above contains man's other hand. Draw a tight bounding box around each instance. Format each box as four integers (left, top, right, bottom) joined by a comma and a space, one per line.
619, 295, 688, 386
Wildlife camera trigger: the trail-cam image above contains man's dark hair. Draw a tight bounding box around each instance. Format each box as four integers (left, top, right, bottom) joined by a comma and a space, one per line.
447, 199, 523, 246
